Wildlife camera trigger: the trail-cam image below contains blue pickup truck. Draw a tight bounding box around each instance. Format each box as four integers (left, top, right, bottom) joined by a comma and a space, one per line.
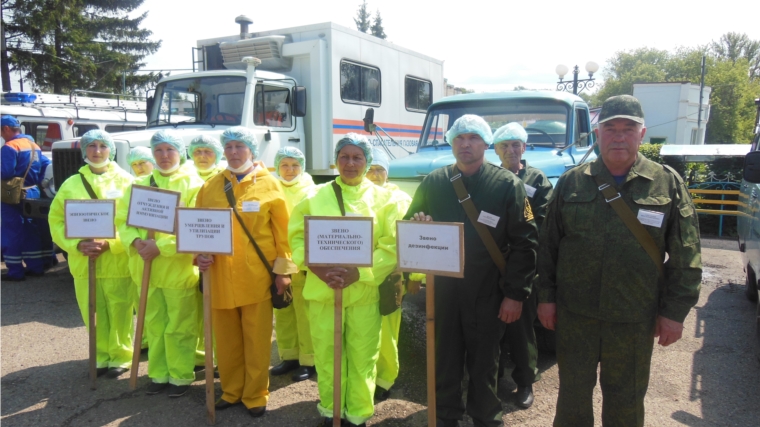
386, 91, 597, 189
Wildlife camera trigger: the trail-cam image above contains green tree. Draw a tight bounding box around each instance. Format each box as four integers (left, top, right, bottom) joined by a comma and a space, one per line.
354, 0, 371, 34
370, 10, 386, 40
3, 0, 160, 94
593, 47, 669, 102
711, 32, 760, 79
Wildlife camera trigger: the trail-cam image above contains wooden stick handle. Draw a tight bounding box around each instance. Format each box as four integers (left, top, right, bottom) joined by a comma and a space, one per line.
203, 266, 215, 425
88, 257, 97, 390
130, 230, 155, 390
333, 287, 342, 427
426, 274, 436, 426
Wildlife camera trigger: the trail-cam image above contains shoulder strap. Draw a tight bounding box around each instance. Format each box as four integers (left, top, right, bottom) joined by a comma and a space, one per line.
593, 175, 664, 278
78, 173, 98, 199
331, 181, 346, 216
448, 165, 507, 276
21, 143, 35, 182
223, 177, 274, 274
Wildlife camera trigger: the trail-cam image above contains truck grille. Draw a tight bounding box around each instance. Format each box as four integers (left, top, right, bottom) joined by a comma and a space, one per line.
52, 148, 85, 192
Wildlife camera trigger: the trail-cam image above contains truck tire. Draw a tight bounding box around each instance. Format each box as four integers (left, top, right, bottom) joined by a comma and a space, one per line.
746, 267, 758, 303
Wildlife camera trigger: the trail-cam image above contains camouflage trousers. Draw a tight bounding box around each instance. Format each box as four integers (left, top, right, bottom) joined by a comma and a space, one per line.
554, 306, 656, 427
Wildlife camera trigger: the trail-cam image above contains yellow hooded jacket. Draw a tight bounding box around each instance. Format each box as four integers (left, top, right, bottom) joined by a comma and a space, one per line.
288, 177, 402, 306
49, 163, 133, 279
115, 168, 204, 289
277, 172, 316, 213
196, 166, 298, 309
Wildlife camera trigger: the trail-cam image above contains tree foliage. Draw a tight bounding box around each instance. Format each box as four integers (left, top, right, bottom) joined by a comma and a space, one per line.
2, 0, 160, 94
354, 0, 371, 34
592, 34, 760, 143
370, 10, 386, 40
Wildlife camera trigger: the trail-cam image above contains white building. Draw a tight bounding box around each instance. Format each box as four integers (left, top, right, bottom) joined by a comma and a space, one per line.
633, 82, 711, 145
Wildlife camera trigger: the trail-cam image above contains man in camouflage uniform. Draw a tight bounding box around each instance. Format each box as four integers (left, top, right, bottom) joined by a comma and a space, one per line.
537, 95, 702, 427
406, 115, 538, 427
493, 123, 554, 408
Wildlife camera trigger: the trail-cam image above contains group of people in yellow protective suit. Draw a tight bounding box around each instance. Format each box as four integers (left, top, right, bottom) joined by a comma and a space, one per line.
49, 127, 413, 426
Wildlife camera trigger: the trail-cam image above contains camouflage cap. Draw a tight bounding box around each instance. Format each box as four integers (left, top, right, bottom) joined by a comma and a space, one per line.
598, 95, 645, 125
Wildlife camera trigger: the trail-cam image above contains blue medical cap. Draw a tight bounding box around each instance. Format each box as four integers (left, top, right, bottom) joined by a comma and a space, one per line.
127, 146, 156, 166
188, 135, 224, 165
445, 115, 493, 146
493, 122, 528, 145
150, 129, 186, 164
275, 146, 306, 171
334, 133, 373, 173
220, 126, 258, 159
80, 129, 116, 160
370, 147, 390, 172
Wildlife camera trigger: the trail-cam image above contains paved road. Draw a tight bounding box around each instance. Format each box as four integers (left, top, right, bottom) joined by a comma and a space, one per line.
2, 237, 759, 426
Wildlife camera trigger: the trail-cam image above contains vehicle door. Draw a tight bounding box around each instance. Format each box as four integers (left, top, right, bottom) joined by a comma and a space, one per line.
252, 81, 302, 168
570, 103, 596, 164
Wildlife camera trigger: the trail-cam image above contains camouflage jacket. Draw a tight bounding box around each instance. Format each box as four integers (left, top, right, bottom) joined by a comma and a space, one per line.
538, 155, 702, 323
517, 160, 553, 231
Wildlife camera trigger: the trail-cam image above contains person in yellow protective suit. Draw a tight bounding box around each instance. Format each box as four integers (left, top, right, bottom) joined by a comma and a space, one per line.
365, 148, 418, 401
270, 146, 317, 382
289, 133, 404, 427
49, 130, 135, 378
116, 130, 204, 398
127, 145, 155, 352
195, 127, 297, 418
128, 146, 155, 177
187, 135, 225, 370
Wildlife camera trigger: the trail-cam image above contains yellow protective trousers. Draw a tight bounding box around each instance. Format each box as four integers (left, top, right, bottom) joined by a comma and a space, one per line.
309, 300, 381, 425
213, 301, 273, 409
74, 277, 134, 369
376, 308, 402, 390
145, 287, 198, 386
274, 272, 314, 366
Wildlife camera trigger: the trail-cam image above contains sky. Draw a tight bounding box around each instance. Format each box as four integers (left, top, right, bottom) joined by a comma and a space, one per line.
11, 0, 760, 94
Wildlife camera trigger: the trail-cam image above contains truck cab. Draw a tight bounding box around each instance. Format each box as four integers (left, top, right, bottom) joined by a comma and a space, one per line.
388, 91, 597, 187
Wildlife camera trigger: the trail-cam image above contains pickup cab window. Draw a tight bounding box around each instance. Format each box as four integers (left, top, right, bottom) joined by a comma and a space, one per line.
148, 76, 246, 127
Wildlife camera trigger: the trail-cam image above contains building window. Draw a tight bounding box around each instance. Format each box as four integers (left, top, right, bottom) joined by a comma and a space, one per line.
690, 128, 699, 145
650, 137, 667, 144
405, 76, 432, 112
340, 60, 381, 106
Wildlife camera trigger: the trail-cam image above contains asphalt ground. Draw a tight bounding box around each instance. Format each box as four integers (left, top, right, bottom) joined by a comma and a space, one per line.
2, 237, 759, 426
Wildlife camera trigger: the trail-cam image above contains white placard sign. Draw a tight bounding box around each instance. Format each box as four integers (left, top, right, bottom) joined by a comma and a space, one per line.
305, 216, 374, 267
396, 221, 465, 278
176, 208, 234, 255
64, 200, 116, 239
126, 185, 181, 234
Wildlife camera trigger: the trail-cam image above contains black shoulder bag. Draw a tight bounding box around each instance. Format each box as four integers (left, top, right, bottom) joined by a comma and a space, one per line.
330, 181, 401, 315
224, 177, 292, 309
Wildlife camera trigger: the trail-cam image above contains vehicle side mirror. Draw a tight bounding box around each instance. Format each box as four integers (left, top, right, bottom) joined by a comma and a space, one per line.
743, 151, 760, 183
363, 108, 375, 133
292, 86, 307, 117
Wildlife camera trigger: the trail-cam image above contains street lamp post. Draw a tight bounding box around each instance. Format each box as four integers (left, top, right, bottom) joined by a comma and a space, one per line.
556, 62, 599, 94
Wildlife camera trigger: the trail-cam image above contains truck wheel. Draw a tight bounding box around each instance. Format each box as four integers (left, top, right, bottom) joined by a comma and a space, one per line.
534, 323, 556, 353
746, 268, 758, 303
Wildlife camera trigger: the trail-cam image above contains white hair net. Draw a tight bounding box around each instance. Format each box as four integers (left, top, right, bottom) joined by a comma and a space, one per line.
128, 146, 156, 165
445, 115, 493, 146
188, 135, 223, 165
334, 133, 373, 173
275, 146, 305, 170
150, 130, 187, 164
221, 126, 258, 159
370, 147, 390, 172
80, 129, 115, 160
493, 122, 528, 145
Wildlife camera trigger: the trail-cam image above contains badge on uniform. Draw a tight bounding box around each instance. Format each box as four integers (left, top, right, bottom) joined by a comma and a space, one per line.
524, 197, 534, 221
105, 189, 122, 199
637, 209, 664, 228
477, 211, 500, 228
242, 201, 260, 212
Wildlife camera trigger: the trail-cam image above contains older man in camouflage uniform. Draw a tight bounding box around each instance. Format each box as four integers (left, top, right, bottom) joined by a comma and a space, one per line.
537, 95, 702, 427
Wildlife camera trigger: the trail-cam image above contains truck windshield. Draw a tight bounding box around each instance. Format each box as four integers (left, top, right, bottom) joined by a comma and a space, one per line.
148, 76, 246, 128
419, 100, 569, 149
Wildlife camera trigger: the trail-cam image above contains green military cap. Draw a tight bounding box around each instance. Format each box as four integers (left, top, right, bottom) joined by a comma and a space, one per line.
598, 95, 645, 125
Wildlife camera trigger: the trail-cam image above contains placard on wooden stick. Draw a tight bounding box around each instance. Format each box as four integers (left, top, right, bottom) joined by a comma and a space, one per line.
304, 216, 374, 267
64, 200, 116, 239
126, 185, 181, 234
175, 208, 234, 255
396, 221, 465, 278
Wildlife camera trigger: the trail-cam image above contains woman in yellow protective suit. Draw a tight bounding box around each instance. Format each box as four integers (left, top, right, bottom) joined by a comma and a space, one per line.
49, 130, 134, 378
289, 133, 404, 427
128, 146, 155, 177
116, 130, 204, 398
195, 127, 297, 418
187, 135, 225, 370
270, 146, 317, 382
